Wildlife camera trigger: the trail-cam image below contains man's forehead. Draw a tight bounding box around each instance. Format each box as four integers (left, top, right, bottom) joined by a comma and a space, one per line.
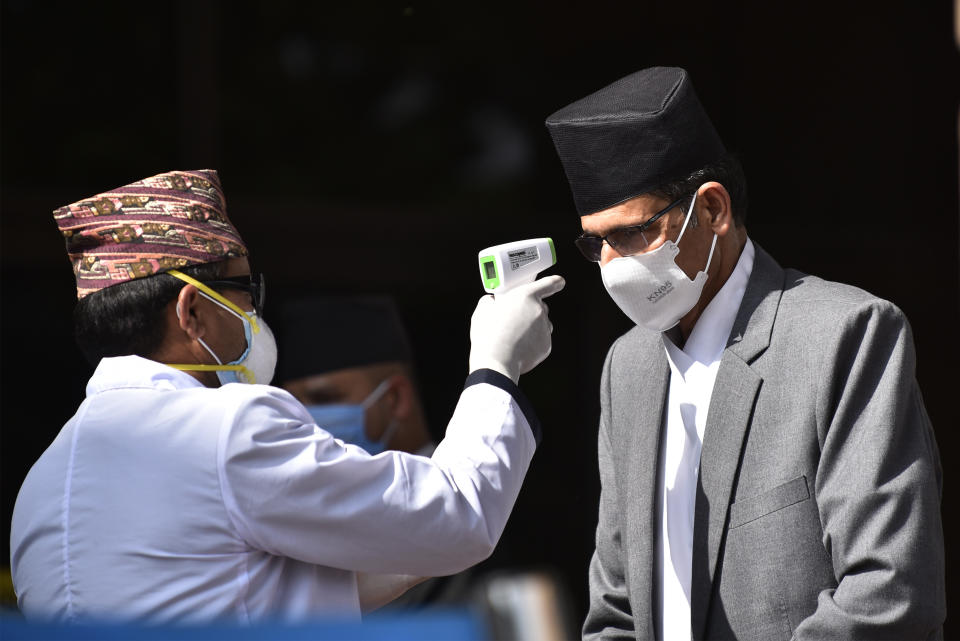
284, 364, 395, 404
580, 194, 673, 230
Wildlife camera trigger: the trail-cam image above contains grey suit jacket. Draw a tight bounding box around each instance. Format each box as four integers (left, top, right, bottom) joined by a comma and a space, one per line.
583, 244, 945, 641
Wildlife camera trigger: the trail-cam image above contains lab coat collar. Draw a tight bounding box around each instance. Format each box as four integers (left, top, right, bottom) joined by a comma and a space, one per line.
86, 355, 207, 396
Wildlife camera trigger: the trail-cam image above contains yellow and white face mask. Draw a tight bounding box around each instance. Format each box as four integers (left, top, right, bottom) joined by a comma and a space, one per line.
165, 270, 277, 385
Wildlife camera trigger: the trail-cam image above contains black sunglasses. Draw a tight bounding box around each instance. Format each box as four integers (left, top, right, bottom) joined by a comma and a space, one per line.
199, 273, 266, 316
574, 197, 686, 262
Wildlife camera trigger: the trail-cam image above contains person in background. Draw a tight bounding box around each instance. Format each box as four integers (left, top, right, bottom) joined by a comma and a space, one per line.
545, 67, 945, 639
277, 295, 436, 458
10, 169, 565, 622
277, 294, 482, 608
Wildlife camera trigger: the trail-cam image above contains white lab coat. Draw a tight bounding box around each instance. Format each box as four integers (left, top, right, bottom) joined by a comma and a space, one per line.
10, 356, 538, 623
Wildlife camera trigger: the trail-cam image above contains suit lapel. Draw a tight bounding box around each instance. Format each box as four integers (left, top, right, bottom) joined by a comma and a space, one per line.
612, 328, 669, 638
690, 244, 785, 639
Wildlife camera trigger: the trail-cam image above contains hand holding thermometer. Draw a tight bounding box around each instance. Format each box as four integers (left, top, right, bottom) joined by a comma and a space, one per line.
471, 237, 564, 382
478, 238, 557, 296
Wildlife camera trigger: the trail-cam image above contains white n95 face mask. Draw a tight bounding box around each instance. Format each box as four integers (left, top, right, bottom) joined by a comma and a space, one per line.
196, 304, 278, 385
166, 270, 278, 385
600, 189, 717, 332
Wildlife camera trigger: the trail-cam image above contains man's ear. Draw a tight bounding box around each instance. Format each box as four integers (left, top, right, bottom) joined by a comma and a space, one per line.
697, 181, 733, 237
385, 373, 415, 420
175, 284, 206, 341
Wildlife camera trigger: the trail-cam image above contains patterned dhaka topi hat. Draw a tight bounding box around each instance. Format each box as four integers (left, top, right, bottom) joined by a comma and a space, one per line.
52, 169, 249, 298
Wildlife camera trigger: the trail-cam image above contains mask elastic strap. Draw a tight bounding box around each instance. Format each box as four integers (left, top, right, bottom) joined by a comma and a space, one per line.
167, 290, 257, 383
676, 186, 718, 275
362, 379, 393, 409
166, 363, 257, 384
674, 189, 701, 246
703, 233, 718, 274
169, 336, 258, 383
377, 418, 401, 449
196, 337, 224, 365
363, 379, 400, 449
168, 269, 260, 334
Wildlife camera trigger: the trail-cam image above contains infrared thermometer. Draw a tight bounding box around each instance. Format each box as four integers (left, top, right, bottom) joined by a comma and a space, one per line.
478, 238, 556, 296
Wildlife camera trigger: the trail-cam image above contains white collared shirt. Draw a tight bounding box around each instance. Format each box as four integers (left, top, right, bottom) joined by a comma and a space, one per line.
657, 238, 754, 640
11, 356, 536, 623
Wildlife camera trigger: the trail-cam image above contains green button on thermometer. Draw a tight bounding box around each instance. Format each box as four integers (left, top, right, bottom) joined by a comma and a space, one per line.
478, 238, 557, 296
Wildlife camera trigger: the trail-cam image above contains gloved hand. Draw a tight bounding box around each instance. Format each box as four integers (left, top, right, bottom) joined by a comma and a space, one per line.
469, 275, 566, 383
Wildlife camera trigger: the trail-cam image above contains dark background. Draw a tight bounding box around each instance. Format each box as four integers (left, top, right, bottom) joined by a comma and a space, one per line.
2, 0, 958, 633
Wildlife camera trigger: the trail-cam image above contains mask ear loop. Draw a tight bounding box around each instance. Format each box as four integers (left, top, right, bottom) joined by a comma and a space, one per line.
167, 333, 257, 384
377, 418, 402, 450
361, 378, 400, 450
166, 269, 258, 383
674, 189, 700, 246
362, 379, 393, 409
703, 233, 718, 274
167, 362, 255, 383
674, 186, 718, 275
168, 269, 260, 334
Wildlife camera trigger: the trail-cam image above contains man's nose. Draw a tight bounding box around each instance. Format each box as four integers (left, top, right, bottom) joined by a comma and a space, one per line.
599, 241, 622, 267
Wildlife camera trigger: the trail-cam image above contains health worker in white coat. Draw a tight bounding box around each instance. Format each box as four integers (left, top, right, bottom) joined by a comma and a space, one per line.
10, 169, 565, 624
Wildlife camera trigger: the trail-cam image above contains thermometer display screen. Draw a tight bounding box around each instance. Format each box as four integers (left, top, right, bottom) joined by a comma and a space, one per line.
484, 261, 497, 280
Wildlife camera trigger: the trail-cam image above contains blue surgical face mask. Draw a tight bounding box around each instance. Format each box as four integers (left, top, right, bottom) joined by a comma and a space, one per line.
307, 379, 398, 455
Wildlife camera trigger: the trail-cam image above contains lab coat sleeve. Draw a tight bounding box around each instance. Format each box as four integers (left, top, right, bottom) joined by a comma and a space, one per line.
793, 300, 945, 639
216, 369, 539, 576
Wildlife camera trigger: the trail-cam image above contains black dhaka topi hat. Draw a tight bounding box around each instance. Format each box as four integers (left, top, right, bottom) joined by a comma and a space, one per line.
545, 66, 726, 216
277, 295, 414, 382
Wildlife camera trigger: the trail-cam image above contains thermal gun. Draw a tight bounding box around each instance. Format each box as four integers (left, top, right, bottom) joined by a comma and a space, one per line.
478, 238, 556, 296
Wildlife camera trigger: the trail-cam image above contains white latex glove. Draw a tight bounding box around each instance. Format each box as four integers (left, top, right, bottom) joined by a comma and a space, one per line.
469, 274, 566, 383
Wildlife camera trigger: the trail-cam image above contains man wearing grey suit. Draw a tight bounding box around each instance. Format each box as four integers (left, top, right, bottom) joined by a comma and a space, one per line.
546, 67, 945, 640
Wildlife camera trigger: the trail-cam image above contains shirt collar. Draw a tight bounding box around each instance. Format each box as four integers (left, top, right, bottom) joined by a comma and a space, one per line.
663, 237, 755, 366
86, 355, 207, 396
